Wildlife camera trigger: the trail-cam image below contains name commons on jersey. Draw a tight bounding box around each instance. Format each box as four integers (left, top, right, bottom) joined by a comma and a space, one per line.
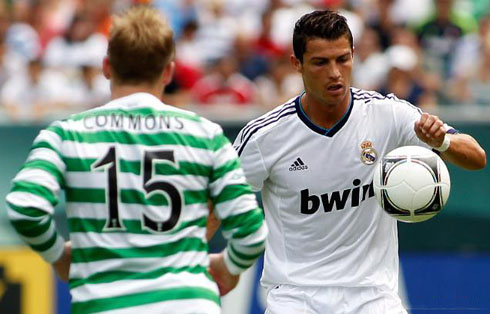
83, 114, 185, 130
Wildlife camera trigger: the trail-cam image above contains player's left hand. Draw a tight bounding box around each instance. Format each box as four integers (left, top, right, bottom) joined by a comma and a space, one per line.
414, 113, 446, 148
53, 241, 71, 282
208, 252, 239, 296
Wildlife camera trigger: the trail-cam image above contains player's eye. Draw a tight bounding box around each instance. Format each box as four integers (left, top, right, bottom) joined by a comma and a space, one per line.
312, 59, 327, 66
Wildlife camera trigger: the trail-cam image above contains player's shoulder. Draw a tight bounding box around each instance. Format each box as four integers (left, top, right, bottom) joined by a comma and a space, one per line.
237, 96, 299, 141
352, 87, 421, 112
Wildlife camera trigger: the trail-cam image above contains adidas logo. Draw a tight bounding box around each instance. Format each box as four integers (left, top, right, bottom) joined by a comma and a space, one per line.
289, 157, 308, 171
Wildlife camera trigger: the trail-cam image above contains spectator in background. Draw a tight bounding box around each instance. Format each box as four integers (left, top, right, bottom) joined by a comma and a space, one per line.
390, 25, 443, 106
353, 27, 389, 91
234, 33, 269, 81
153, 0, 198, 39
416, 0, 477, 80
0, 27, 26, 90
380, 45, 437, 110
163, 20, 205, 107
389, 0, 433, 26
0, 2, 8, 35
366, 0, 396, 50
4, 0, 41, 74
255, 9, 286, 58
223, 0, 268, 38
448, 16, 490, 105
255, 53, 302, 109
268, 0, 313, 50
34, 0, 78, 49
195, 0, 238, 64
43, 12, 107, 69
317, 0, 364, 44
174, 20, 204, 90
69, 64, 111, 110
0, 34, 9, 88
83, 0, 114, 36
0, 58, 70, 122
191, 56, 256, 105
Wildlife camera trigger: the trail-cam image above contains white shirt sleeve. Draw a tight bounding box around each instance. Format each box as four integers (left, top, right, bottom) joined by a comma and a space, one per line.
390, 95, 456, 149
233, 129, 269, 191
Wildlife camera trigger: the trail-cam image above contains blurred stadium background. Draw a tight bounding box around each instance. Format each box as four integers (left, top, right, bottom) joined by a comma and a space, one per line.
0, 0, 488, 313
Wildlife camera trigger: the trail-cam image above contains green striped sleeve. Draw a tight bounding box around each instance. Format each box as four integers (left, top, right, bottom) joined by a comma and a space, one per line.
211, 184, 253, 204
210, 132, 231, 152
5, 123, 66, 263
10, 181, 59, 206
21, 159, 65, 187
6, 201, 64, 262
221, 207, 266, 274
210, 159, 242, 183
30, 140, 62, 157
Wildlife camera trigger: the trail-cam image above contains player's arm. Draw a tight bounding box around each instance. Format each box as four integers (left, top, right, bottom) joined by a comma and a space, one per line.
5, 123, 70, 280
414, 113, 486, 170
206, 200, 220, 241
207, 128, 267, 296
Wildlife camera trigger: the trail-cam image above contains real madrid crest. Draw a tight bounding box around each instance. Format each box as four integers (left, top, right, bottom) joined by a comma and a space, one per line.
360, 140, 378, 165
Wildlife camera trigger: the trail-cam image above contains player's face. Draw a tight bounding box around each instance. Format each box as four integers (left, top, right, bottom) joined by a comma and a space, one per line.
293, 36, 353, 108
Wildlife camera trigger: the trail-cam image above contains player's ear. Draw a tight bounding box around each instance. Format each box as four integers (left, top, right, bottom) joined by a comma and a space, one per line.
162, 61, 175, 86
290, 54, 302, 72
102, 56, 111, 80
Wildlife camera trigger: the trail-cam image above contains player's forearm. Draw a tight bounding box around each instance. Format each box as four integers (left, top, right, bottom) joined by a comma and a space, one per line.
206, 209, 221, 241
220, 205, 267, 275
6, 165, 65, 263
6, 198, 65, 263
441, 134, 486, 170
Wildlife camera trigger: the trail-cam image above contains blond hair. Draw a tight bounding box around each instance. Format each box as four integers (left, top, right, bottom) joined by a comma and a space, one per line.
108, 6, 175, 85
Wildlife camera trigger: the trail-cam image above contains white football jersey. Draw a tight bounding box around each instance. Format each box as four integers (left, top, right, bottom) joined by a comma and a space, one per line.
234, 88, 454, 292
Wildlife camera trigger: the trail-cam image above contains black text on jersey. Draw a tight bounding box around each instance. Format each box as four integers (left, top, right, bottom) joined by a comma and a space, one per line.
300, 179, 374, 214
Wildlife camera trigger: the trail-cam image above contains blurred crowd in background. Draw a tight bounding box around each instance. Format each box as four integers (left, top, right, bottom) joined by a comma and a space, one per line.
0, 0, 489, 123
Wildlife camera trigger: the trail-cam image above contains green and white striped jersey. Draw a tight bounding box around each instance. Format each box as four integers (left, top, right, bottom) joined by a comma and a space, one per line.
6, 93, 267, 314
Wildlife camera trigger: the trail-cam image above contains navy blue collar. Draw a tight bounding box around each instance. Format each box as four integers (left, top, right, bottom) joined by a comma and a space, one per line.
295, 89, 354, 137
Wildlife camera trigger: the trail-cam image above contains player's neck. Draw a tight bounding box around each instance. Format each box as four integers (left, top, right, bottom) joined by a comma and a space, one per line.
110, 83, 164, 102
301, 92, 351, 129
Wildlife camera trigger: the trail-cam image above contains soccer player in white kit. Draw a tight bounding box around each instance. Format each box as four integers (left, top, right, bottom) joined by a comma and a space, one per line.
5, 7, 267, 314
233, 10, 486, 314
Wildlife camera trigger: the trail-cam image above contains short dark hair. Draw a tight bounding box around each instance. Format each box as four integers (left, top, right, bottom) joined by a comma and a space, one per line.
293, 10, 353, 63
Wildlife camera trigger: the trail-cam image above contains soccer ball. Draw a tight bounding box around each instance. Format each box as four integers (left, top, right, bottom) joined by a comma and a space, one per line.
373, 146, 451, 223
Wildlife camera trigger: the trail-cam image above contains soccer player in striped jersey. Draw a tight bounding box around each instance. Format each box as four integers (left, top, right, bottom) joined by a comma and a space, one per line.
233, 10, 486, 314
5, 6, 266, 314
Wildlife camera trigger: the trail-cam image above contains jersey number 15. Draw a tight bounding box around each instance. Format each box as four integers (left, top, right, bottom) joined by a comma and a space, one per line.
92, 146, 182, 233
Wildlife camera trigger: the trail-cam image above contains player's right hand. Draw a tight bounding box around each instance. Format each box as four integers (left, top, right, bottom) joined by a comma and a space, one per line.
208, 252, 239, 296
53, 241, 71, 282
414, 113, 446, 148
